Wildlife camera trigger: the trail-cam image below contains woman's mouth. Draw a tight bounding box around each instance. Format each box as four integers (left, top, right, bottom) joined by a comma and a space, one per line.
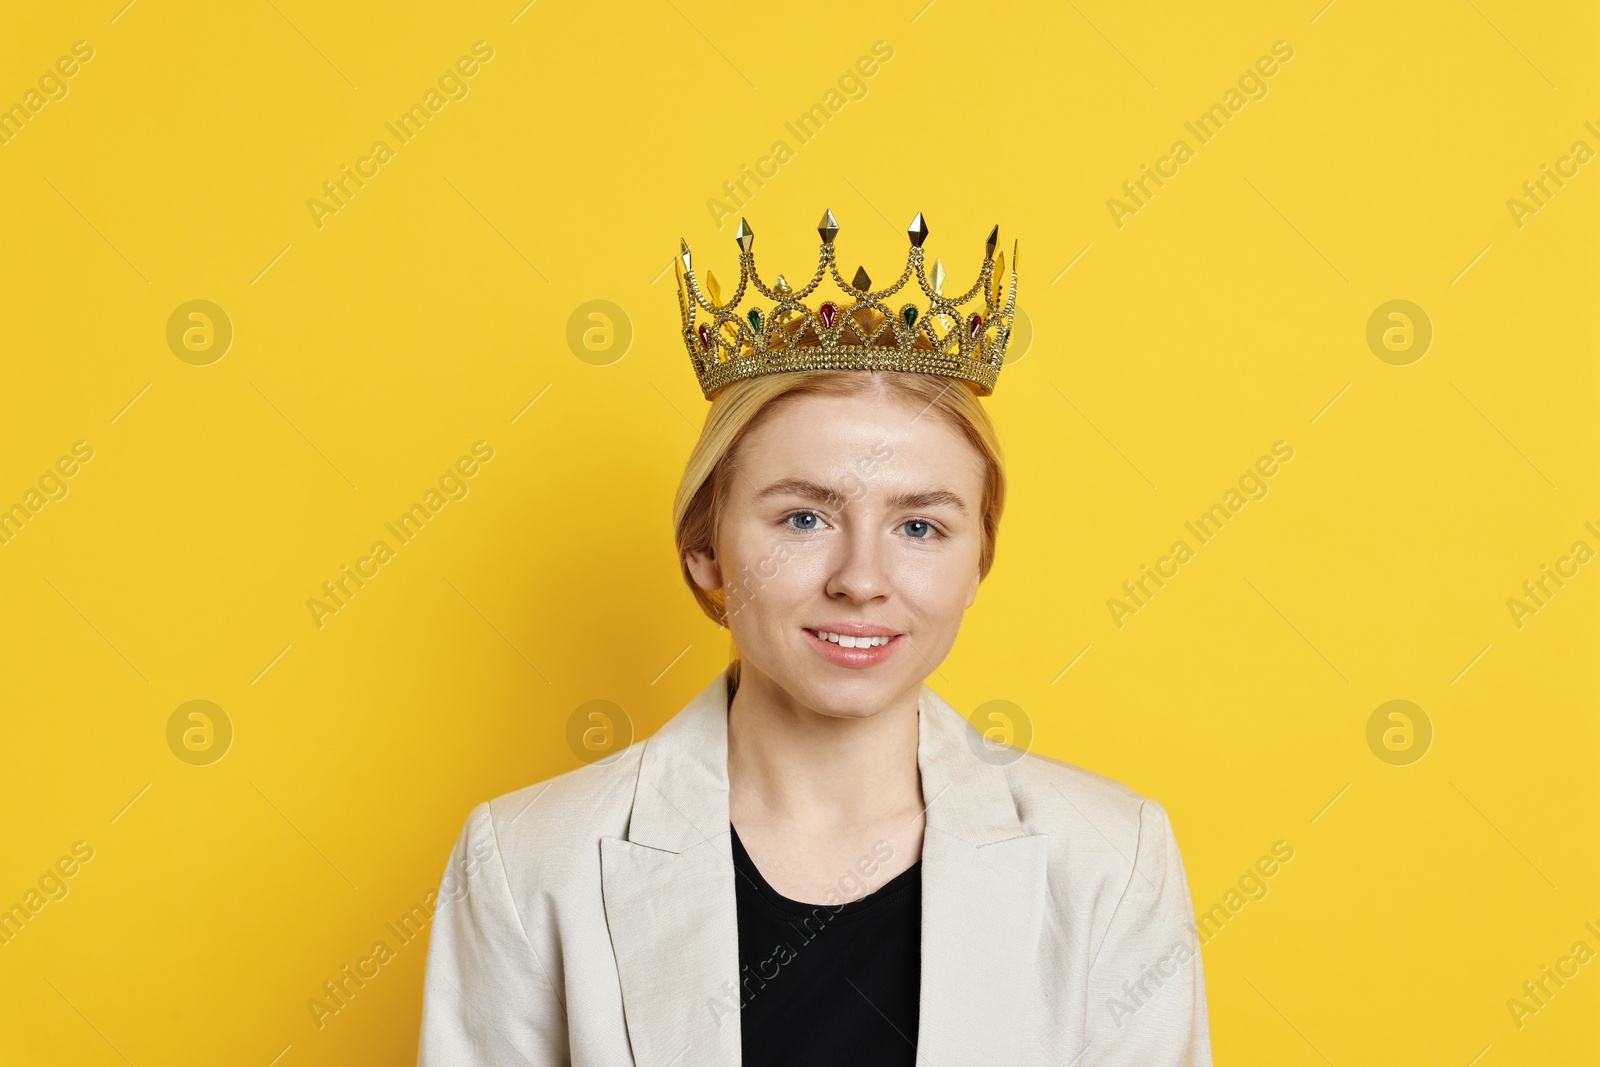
802, 627, 903, 668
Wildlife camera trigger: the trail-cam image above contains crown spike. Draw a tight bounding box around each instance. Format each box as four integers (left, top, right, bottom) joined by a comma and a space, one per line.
736, 218, 755, 253
985, 225, 998, 259
851, 266, 871, 292
929, 258, 946, 296
908, 213, 930, 247
679, 238, 692, 271
774, 273, 792, 295
818, 209, 839, 246
705, 270, 722, 306
1012, 238, 1019, 272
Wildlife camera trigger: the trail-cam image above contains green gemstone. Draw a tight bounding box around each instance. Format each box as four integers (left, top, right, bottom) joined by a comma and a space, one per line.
748, 308, 763, 332
902, 307, 918, 329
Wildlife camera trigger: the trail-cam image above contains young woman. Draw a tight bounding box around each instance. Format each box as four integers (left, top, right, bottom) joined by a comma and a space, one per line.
419, 215, 1213, 1066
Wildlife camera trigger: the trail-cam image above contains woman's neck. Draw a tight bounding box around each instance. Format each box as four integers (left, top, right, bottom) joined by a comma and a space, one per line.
725, 662, 925, 832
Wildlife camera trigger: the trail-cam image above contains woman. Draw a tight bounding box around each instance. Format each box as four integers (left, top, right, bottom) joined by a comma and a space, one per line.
419, 213, 1213, 1065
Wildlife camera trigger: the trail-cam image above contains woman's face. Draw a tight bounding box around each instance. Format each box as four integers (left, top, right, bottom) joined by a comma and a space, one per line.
686, 388, 988, 720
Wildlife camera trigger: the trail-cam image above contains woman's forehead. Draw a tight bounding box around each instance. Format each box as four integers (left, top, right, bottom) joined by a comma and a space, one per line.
718, 388, 990, 508
743, 391, 965, 452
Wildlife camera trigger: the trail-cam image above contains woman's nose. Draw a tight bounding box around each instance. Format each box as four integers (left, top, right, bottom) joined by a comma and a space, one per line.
825, 523, 890, 602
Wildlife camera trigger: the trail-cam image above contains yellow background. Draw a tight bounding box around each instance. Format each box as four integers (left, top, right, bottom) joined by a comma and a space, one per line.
1, 0, 1595, 1063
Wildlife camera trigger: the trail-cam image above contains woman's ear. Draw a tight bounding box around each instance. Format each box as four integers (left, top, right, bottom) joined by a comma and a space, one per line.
685, 546, 724, 594
964, 567, 980, 609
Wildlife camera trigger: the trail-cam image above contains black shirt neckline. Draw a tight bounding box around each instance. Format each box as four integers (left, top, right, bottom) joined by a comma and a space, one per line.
730, 822, 921, 921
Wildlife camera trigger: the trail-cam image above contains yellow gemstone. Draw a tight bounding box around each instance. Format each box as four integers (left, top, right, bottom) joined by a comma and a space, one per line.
929, 259, 946, 296
706, 270, 722, 305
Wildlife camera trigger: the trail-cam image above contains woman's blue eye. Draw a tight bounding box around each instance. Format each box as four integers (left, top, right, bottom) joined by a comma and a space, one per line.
903, 520, 934, 539
788, 512, 820, 530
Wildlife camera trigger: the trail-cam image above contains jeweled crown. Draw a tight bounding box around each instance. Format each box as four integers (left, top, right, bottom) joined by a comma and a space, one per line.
675, 210, 1020, 400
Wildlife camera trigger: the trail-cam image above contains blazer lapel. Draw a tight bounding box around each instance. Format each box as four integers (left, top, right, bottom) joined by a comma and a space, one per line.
602, 670, 743, 1066
915, 684, 1050, 1064
601, 672, 1047, 1066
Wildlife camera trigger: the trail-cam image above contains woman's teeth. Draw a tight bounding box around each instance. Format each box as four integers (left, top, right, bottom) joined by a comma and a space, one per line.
810, 630, 893, 648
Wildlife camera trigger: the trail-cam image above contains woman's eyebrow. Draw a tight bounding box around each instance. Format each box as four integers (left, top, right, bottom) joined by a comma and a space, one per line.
887, 488, 968, 515
754, 478, 968, 515
754, 477, 847, 506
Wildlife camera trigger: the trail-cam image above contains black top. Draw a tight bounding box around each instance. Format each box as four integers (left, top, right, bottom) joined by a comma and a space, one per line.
730, 822, 921, 1065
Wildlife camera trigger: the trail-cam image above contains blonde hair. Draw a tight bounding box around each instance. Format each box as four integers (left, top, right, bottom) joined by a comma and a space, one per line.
671, 370, 1007, 690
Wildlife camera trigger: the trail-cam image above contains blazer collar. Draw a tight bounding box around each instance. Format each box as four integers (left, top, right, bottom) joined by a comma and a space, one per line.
624, 669, 1028, 850
600, 669, 1047, 1065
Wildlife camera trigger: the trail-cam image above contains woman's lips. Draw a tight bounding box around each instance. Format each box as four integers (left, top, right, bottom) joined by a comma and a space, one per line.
803, 627, 903, 669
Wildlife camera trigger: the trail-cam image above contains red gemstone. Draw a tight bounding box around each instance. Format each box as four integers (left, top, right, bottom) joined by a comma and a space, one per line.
819, 302, 837, 329
968, 313, 983, 339
697, 323, 711, 349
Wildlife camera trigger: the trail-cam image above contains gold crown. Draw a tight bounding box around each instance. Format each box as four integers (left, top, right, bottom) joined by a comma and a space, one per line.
675, 210, 1020, 400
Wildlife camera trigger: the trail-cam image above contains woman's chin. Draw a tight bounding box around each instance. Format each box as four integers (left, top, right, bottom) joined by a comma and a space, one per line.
774, 668, 910, 721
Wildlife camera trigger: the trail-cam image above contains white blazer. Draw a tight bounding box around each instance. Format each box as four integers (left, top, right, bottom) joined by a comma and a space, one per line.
418, 670, 1213, 1065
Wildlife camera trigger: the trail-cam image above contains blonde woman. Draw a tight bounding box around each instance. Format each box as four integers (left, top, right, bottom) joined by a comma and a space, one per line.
419, 214, 1212, 1066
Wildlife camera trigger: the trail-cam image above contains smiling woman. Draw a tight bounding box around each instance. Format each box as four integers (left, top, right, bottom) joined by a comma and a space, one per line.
674, 369, 1006, 707
417, 214, 1213, 1066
